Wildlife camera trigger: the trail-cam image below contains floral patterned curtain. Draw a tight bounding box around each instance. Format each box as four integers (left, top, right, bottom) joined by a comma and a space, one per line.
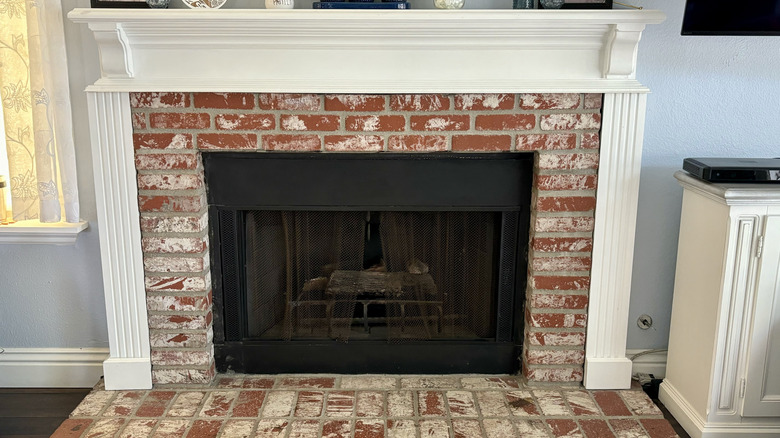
0, 0, 79, 223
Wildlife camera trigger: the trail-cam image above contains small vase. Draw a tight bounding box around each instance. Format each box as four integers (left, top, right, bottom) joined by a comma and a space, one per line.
146, 0, 170, 8
266, 0, 294, 8
513, 0, 534, 8
539, 0, 564, 8
434, 0, 464, 9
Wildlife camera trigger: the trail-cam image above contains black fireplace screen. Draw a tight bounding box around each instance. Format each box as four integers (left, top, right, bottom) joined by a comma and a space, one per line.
245, 210, 498, 342
205, 153, 532, 374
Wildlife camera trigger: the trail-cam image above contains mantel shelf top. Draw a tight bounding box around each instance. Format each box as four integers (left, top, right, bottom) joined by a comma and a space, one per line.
69, 8, 665, 93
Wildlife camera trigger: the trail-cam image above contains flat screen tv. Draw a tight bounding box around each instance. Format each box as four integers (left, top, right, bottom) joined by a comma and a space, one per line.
682, 0, 780, 35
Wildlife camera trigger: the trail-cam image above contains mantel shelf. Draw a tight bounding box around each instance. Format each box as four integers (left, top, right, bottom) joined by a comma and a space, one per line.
69, 8, 665, 94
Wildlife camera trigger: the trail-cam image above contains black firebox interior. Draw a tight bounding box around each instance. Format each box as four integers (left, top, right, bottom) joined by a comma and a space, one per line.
204, 153, 533, 374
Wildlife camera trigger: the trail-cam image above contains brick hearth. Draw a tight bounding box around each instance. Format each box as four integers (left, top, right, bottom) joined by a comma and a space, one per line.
53, 375, 680, 438
130, 92, 602, 386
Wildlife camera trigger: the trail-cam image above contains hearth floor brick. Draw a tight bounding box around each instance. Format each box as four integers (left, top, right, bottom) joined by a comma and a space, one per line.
53, 375, 679, 438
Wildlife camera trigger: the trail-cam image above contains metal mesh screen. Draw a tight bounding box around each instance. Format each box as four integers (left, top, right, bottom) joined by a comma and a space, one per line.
245, 210, 498, 342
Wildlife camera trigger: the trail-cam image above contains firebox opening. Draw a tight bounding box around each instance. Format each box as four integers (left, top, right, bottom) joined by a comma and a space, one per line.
205, 153, 532, 374
245, 210, 500, 342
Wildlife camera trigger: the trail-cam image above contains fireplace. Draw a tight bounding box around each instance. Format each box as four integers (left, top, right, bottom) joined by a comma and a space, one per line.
204, 153, 532, 373
70, 8, 665, 390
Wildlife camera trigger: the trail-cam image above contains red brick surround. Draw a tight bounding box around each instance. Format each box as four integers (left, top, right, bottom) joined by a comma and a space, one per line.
129, 92, 602, 385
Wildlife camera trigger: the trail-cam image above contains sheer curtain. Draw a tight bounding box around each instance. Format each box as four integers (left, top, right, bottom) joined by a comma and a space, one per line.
0, 0, 79, 223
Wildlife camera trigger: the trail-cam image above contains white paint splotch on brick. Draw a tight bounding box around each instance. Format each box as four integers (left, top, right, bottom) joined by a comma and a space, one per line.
141, 214, 208, 234
255, 419, 290, 438
619, 390, 663, 416
137, 174, 202, 191
167, 391, 206, 417
71, 390, 116, 416
281, 115, 308, 131
153, 368, 213, 385
418, 419, 450, 438
520, 93, 580, 110
458, 94, 508, 110
144, 254, 209, 273
534, 217, 595, 233
563, 391, 600, 416
541, 113, 601, 131
528, 332, 586, 347
221, 420, 255, 437
142, 236, 208, 254
83, 419, 124, 437
527, 349, 585, 365
152, 350, 212, 367
514, 419, 550, 438
387, 419, 418, 438
325, 135, 383, 152
358, 116, 380, 131
400, 377, 458, 389
262, 391, 296, 417
532, 257, 591, 272
538, 153, 600, 170
148, 314, 211, 330
446, 391, 478, 417
387, 391, 414, 417
341, 376, 398, 390
150, 331, 210, 348
534, 390, 571, 416
483, 419, 516, 438
476, 391, 511, 417
145, 274, 210, 292
120, 419, 157, 436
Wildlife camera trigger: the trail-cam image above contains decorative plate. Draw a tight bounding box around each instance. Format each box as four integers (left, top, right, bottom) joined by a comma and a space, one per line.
181, 0, 227, 8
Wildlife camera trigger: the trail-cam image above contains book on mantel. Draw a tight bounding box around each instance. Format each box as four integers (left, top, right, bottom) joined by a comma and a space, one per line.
313, 1, 411, 8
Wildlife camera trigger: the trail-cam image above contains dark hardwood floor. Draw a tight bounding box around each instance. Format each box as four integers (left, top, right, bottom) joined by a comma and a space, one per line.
0, 388, 91, 438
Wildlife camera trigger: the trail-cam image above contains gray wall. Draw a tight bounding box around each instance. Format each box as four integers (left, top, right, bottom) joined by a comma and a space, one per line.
627, 0, 780, 349
0, 0, 107, 349
1, 0, 778, 353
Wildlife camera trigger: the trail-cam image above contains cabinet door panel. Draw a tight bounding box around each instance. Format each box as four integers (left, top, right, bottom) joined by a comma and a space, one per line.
743, 215, 780, 417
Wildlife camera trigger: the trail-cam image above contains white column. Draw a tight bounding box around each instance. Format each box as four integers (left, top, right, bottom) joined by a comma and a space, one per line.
87, 92, 152, 390
584, 92, 647, 389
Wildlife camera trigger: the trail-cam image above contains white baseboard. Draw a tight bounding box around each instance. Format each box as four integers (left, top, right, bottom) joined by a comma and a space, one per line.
626, 349, 667, 378
660, 380, 780, 438
0, 348, 108, 388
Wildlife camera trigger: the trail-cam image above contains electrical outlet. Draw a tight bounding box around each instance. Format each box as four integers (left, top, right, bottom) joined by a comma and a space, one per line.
637, 314, 653, 330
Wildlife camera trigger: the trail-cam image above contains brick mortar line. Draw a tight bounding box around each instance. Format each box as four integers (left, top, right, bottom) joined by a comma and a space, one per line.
527, 326, 588, 334
532, 231, 594, 238
528, 309, 587, 315
527, 294, 589, 300
138, 188, 204, 195
143, 251, 210, 259
529, 271, 593, 277
139, 211, 208, 218
141, 230, 209, 238
535, 189, 597, 197
534, 211, 597, 218
129, 104, 602, 113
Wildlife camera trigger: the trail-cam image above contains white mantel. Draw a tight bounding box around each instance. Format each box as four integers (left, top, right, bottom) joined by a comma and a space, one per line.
69, 8, 665, 390
70, 9, 664, 93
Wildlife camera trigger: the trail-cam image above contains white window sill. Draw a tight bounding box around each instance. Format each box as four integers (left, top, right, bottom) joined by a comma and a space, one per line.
0, 220, 89, 245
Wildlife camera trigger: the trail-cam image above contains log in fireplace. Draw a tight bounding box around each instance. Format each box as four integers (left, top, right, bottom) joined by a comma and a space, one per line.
205, 153, 533, 374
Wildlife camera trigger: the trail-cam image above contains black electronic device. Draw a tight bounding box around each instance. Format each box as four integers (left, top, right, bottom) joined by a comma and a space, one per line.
682, 0, 780, 36
683, 158, 780, 183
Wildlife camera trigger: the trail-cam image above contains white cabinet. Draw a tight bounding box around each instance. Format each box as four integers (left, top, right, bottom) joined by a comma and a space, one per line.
659, 172, 780, 438
743, 215, 780, 417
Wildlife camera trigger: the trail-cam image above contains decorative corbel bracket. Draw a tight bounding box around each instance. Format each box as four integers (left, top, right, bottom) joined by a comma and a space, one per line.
604, 23, 647, 79
89, 22, 134, 79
